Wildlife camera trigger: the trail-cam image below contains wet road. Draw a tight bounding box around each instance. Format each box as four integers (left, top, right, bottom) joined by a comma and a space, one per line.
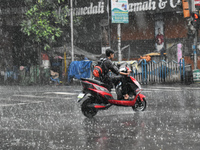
0, 85, 200, 150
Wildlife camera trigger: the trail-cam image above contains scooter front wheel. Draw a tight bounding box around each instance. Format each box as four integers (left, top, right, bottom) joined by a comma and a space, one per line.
81, 97, 98, 118
132, 98, 146, 111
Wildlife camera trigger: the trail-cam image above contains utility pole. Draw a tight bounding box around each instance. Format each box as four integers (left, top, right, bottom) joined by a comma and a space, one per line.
193, 30, 198, 70
191, 0, 199, 69
190, 0, 197, 69
107, 0, 111, 47
70, 0, 74, 61
183, 0, 198, 69
117, 24, 121, 62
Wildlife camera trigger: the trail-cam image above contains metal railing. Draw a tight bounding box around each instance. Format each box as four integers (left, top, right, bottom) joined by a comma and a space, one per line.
131, 59, 185, 84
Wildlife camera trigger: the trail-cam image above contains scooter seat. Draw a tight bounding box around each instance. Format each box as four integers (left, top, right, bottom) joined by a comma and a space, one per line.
81, 78, 107, 87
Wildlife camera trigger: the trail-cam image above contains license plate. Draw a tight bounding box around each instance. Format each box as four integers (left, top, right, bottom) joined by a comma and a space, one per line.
77, 93, 85, 101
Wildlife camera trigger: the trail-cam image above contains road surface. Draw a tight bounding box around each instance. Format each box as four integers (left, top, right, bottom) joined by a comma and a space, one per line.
0, 84, 200, 150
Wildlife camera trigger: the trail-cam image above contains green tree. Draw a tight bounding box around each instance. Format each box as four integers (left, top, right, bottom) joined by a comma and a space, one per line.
21, 0, 81, 50
21, 0, 81, 84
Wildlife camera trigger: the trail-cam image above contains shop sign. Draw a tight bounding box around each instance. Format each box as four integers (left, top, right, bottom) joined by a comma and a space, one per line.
111, 0, 129, 23
128, 0, 181, 12
0, 0, 182, 17
66, 2, 105, 16
67, 0, 181, 17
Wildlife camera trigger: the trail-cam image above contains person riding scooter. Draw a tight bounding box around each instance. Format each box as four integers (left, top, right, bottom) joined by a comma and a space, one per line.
78, 60, 147, 118
101, 49, 131, 91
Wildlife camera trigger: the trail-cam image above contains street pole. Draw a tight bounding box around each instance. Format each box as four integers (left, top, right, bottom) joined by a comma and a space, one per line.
194, 31, 198, 70
117, 23, 121, 62
192, 0, 197, 70
70, 0, 74, 61
38, 43, 41, 84
189, 0, 198, 70
107, 0, 111, 47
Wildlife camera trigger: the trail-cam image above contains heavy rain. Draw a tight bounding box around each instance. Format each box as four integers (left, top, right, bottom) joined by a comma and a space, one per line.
0, 0, 200, 150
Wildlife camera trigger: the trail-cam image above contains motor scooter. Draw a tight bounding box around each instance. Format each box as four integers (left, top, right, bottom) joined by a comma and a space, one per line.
77, 62, 147, 118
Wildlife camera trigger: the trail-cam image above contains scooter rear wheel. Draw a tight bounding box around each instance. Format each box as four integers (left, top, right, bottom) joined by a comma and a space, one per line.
81, 98, 98, 118
132, 98, 146, 111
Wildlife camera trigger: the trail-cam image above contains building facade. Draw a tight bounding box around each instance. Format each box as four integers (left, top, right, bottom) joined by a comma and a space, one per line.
71, 0, 192, 59
70, 0, 200, 68
0, 0, 199, 71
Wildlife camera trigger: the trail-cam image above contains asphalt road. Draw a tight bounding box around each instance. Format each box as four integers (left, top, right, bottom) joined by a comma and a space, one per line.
0, 84, 200, 150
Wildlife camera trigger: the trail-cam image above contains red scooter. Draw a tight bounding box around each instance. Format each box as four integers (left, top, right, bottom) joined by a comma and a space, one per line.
77, 63, 147, 118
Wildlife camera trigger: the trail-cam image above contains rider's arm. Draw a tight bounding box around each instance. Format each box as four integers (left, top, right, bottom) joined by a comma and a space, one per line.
107, 60, 120, 75
106, 59, 131, 76
119, 70, 131, 76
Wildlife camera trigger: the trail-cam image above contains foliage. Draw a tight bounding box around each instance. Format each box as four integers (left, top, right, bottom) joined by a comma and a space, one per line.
21, 0, 81, 50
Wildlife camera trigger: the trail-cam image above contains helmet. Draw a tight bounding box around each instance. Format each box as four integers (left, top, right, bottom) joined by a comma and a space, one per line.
106, 49, 114, 57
